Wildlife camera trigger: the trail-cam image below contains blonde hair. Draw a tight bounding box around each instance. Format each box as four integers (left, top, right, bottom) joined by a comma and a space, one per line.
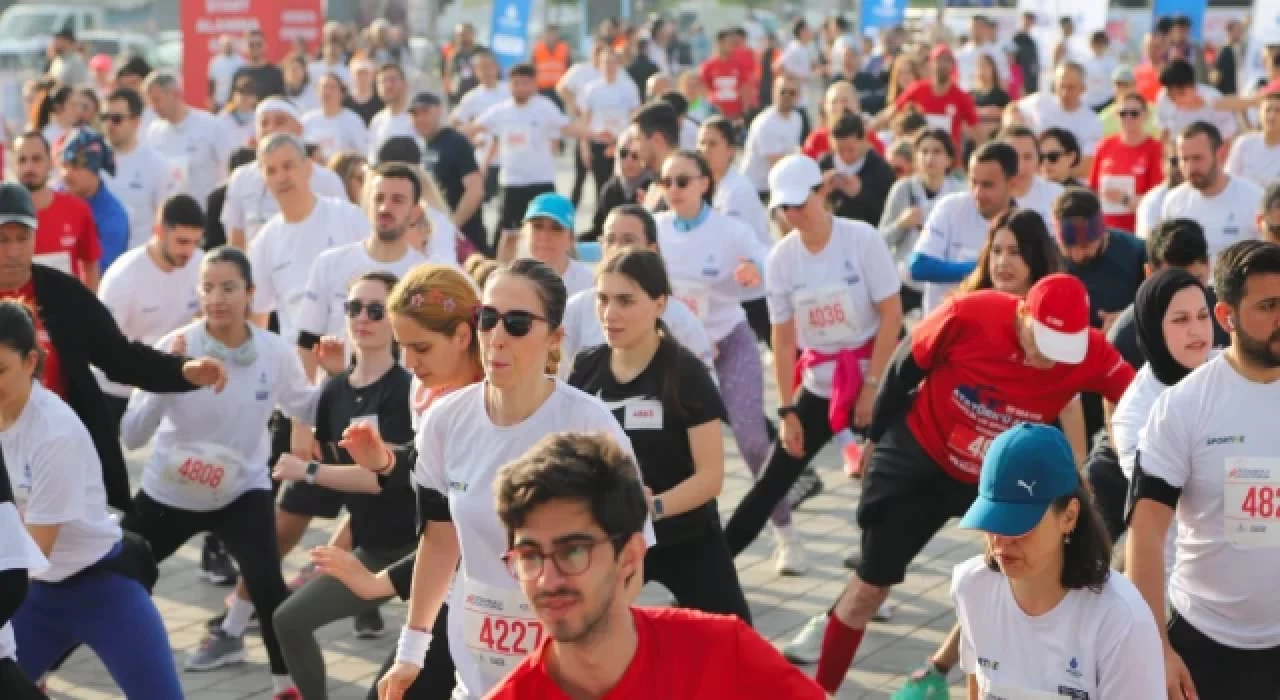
464, 253, 499, 290
388, 263, 480, 362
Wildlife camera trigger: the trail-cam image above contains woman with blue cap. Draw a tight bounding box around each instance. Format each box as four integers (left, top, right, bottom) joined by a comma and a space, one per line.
952, 422, 1164, 699
521, 192, 596, 298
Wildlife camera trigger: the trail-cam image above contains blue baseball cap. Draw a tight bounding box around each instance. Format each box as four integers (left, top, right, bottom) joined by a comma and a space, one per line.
524, 192, 575, 231
958, 423, 1080, 537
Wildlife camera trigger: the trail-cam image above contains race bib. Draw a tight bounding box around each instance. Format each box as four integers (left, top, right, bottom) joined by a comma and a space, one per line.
160, 442, 244, 510
1224, 457, 1280, 548
169, 155, 190, 194
462, 578, 544, 684
946, 423, 991, 475
624, 400, 663, 430
795, 285, 858, 346
671, 280, 711, 323
597, 109, 628, 136
1099, 174, 1136, 215
502, 124, 533, 155
32, 252, 72, 275
980, 682, 1063, 700
713, 76, 738, 102
925, 113, 953, 133
311, 131, 339, 159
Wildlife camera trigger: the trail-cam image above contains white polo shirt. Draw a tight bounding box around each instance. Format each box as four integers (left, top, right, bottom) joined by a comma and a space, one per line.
1160, 176, 1262, 258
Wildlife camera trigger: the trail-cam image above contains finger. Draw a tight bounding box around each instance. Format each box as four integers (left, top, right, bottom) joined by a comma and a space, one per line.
214, 368, 228, 393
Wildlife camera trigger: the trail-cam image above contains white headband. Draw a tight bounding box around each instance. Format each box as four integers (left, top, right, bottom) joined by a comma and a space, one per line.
255, 97, 301, 123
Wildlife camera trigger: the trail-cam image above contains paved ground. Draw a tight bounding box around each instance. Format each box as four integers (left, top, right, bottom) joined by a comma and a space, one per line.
44, 162, 983, 699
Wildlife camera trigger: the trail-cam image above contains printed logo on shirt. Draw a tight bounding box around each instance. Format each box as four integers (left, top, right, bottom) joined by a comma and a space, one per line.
1056, 688, 1089, 699
977, 657, 1000, 671
255, 371, 269, 401
1209, 435, 1246, 446
843, 260, 861, 286
1065, 657, 1082, 679
448, 480, 469, 492
141, 305, 160, 313
701, 254, 718, 277
60, 236, 75, 247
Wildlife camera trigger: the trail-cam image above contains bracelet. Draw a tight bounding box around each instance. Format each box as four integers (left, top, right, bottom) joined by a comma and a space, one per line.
376, 446, 396, 475
395, 625, 432, 666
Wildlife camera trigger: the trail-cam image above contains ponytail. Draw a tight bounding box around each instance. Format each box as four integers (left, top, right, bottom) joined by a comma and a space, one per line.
655, 319, 691, 420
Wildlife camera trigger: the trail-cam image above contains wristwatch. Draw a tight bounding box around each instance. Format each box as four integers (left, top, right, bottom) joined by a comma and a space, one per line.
652, 496, 665, 520
304, 461, 320, 485
777, 405, 798, 419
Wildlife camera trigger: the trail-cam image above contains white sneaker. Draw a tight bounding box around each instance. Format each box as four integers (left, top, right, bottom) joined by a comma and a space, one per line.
783, 614, 827, 664
774, 527, 810, 576
874, 600, 893, 622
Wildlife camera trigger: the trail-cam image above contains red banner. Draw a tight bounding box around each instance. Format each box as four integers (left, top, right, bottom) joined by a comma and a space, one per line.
180, 0, 324, 109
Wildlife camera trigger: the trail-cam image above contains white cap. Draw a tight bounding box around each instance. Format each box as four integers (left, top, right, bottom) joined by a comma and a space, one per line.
255, 97, 301, 123
767, 154, 824, 211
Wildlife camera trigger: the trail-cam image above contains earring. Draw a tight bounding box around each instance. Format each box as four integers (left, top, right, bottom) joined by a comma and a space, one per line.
1063, 532, 1073, 544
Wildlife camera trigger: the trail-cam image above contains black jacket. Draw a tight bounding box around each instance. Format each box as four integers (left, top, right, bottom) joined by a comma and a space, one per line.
30, 265, 196, 513
588, 173, 653, 241
819, 149, 897, 227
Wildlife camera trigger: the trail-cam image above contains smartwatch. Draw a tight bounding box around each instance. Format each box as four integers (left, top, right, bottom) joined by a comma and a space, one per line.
304, 461, 320, 485
777, 405, 798, 419
652, 496, 665, 520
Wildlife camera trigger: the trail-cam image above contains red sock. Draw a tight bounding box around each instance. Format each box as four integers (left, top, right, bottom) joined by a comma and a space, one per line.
815, 611, 865, 693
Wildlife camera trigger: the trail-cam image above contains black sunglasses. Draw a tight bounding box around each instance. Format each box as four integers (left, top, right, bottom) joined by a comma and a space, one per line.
1118, 109, 1143, 119
1040, 151, 1066, 164
658, 174, 695, 189
618, 147, 641, 160
475, 305, 548, 337
779, 89, 798, 97
101, 113, 129, 124
344, 300, 386, 321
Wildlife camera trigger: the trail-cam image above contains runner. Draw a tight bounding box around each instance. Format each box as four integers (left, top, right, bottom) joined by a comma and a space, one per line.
451, 48, 510, 209
102, 88, 174, 252
520, 193, 595, 297
557, 41, 609, 209
144, 71, 235, 206
997, 125, 1065, 227
0, 299, 185, 700
1127, 240, 1280, 698
568, 249, 751, 621
484, 431, 825, 698
579, 48, 642, 195
953, 423, 1164, 697
1225, 91, 1280, 189
740, 75, 805, 202
368, 64, 415, 163
412, 92, 487, 258
1162, 121, 1263, 258
0, 443, 48, 700
301, 72, 371, 163
12, 132, 101, 288
57, 128, 130, 271
1088, 92, 1164, 234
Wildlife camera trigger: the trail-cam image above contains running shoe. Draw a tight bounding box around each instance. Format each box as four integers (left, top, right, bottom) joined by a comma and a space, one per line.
786, 467, 824, 509
782, 614, 826, 664
200, 535, 238, 586
874, 600, 894, 622
354, 607, 386, 639
186, 629, 246, 671
890, 665, 949, 699
205, 608, 259, 634
843, 441, 864, 478
774, 528, 810, 576
273, 689, 303, 700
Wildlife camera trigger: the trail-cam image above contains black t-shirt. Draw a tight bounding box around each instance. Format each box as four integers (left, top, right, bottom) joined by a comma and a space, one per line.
234, 63, 285, 100
425, 126, 483, 242
567, 342, 727, 545
345, 94, 385, 126
1012, 32, 1040, 94
314, 365, 416, 554
1067, 230, 1148, 328
972, 86, 1010, 110
818, 149, 897, 226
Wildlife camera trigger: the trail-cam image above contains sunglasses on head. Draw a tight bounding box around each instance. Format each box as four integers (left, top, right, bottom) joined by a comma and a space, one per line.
344, 300, 386, 321
100, 113, 128, 124
658, 174, 695, 189
1118, 109, 1142, 119
1040, 151, 1066, 164
475, 305, 547, 337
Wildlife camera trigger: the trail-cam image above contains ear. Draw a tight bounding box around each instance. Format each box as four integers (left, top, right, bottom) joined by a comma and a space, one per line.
618, 532, 648, 600
1214, 299, 1235, 334
1143, 262, 1153, 278
1060, 497, 1081, 535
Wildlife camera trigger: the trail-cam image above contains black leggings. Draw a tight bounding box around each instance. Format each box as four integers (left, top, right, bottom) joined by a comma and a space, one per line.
644, 528, 752, 625
366, 603, 455, 700
724, 388, 833, 556
588, 142, 615, 198
0, 659, 46, 700
742, 297, 772, 348
1168, 607, 1280, 699
571, 141, 591, 207
122, 489, 291, 675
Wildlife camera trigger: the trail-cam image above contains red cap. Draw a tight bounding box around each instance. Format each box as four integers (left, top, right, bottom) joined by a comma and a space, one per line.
1024, 274, 1090, 365
929, 45, 954, 62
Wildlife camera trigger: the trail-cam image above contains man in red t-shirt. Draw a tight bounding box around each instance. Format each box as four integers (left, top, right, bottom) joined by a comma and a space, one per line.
874, 45, 977, 156
807, 274, 1134, 694
701, 29, 753, 121
13, 131, 101, 290
729, 29, 759, 115
483, 433, 825, 700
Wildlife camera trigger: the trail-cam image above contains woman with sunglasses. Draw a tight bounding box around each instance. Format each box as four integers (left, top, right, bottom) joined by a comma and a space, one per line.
1037, 127, 1085, 188
303, 73, 371, 163
654, 150, 804, 572
218, 77, 259, 150
587, 129, 653, 242
341, 259, 649, 700
1088, 94, 1163, 234
270, 272, 419, 700
118, 248, 320, 698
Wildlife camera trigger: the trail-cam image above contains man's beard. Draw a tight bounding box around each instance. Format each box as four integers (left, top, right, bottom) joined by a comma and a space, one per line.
376, 225, 406, 243
547, 580, 615, 645
1236, 321, 1280, 369
19, 176, 45, 193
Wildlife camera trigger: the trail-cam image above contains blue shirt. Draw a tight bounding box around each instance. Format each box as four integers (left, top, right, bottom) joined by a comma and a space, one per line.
85, 182, 130, 271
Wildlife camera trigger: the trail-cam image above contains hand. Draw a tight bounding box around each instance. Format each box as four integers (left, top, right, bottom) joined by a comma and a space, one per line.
315, 336, 347, 377
378, 662, 422, 700
634, 187, 647, 205
291, 420, 320, 460
733, 258, 762, 288
170, 333, 188, 356
643, 185, 665, 210
580, 143, 592, 168
339, 422, 390, 472
1164, 645, 1197, 700
272, 453, 310, 482
897, 206, 923, 230
853, 384, 876, 429
858, 440, 875, 476
310, 545, 393, 600
839, 173, 862, 198
779, 413, 804, 458
182, 358, 227, 393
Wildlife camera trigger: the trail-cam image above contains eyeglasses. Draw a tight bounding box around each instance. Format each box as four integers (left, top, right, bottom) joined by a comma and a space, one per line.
344, 299, 386, 321
658, 174, 695, 189
1040, 151, 1066, 164
779, 89, 798, 97
100, 113, 128, 124
618, 147, 641, 160
475, 305, 548, 337
501, 534, 628, 581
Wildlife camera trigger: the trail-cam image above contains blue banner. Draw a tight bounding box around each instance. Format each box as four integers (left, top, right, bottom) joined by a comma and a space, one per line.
1152, 0, 1208, 41
860, 0, 908, 35
490, 0, 532, 72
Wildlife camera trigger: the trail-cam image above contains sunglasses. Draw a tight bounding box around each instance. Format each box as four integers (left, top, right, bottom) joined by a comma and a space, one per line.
779, 89, 798, 97
344, 300, 386, 321
1168, 157, 1180, 169
475, 305, 548, 337
1267, 221, 1280, 235
100, 113, 128, 124
1040, 151, 1066, 164
1118, 109, 1143, 119
658, 174, 695, 189
618, 147, 641, 160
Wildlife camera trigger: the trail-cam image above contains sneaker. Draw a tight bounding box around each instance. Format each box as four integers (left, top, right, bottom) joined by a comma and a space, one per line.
786, 468, 824, 509
354, 607, 386, 639
288, 563, 319, 591
185, 629, 246, 671
874, 600, 893, 622
774, 528, 810, 576
200, 536, 237, 586
842, 442, 864, 478
273, 689, 303, 700
782, 614, 827, 664
890, 664, 949, 700
206, 609, 259, 634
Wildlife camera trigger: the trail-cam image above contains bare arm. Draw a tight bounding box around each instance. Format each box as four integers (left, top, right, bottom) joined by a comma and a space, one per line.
653, 420, 725, 518
81, 263, 100, 292
1060, 396, 1088, 467
26, 523, 59, 558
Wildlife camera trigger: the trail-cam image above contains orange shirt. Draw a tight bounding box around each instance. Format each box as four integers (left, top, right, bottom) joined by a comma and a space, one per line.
532, 41, 570, 89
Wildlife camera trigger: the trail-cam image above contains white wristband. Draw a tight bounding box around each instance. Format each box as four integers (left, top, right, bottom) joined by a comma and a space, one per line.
395, 626, 432, 666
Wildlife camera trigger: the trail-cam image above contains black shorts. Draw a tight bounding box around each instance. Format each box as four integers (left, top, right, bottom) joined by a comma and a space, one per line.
499, 182, 557, 233
1168, 606, 1280, 698
855, 419, 978, 587
484, 165, 500, 201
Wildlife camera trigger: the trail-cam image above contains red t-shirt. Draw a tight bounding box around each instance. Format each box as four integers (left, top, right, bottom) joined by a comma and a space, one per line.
731, 47, 759, 108
701, 56, 750, 118
35, 191, 101, 278
1134, 63, 1162, 103
894, 80, 977, 157
1088, 135, 1165, 233
906, 291, 1135, 483
485, 607, 826, 700
802, 127, 885, 161
0, 281, 65, 398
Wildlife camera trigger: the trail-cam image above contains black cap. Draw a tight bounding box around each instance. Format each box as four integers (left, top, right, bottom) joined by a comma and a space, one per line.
408, 92, 443, 112
54, 26, 75, 41
0, 183, 37, 230
377, 136, 422, 166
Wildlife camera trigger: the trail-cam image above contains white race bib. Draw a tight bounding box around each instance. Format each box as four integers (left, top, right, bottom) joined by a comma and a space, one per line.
32, 252, 73, 275
925, 113, 953, 133
795, 285, 858, 346
671, 280, 711, 323
169, 155, 190, 194
1099, 174, 1136, 215
980, 683, 1063, 700
624, 400, 663, 430
1224, 457, 1280, 548
502, 124, 533, 155
160, 442, 245, 511
462, 578, 544, 684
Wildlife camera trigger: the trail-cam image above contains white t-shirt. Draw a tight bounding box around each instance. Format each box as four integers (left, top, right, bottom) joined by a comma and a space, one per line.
713, 169, 773, 302
95, 245, 203, 397
560, 259, 595, 299
1082, 53, 1120, 110
368, 108, 415, 162
452, 82, 512, 166
1014, 176, 1065, 230
1113, 363, 1180, 578
1016, 92, 1105, 156
296, 241, 430, 340
103, 144, 176, 250
740, 107, 804, 191
5, 385, 121, 583
413, 380, 652, 699
288, 86, 321, 116
122, 324, 320, 512
476, 96, 569, 187
777, 40, 813, 80
425, 206, 460, 265
248, 196, 369, 345
581, 77, 641, 137
216, 110, 255, 151
656, 209, 770, 343
913, 191, 994, 312
221, 161, 349, 245
1135, 182, 1170, 240
1160, 176, 1262, 258
208, 53, 246, 106
1138, 354, 1280, 649
308, 61, 352, 89
302, 108, 371, 161
1224, 132, 1280, 189
558, 64, 601, 103
953, 556, 1165, 699
766, 218, 900, 397
146, 108, 234, 204
1156, 85, 1238, 142
560, 289, 713, 379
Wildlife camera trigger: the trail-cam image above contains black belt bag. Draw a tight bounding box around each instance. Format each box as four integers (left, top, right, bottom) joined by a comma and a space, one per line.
60, 531, 159, 593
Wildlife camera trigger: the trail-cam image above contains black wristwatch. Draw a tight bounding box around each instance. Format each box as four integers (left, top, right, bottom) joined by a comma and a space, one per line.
777, 405, 798, 419
304, 461, 320, 485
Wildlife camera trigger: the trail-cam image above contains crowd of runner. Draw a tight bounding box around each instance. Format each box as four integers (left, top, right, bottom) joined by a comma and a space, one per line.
0, 8, 1277, 700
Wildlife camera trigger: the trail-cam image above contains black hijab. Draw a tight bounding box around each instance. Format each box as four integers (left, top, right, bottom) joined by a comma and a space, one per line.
1135, 268, 1208, 387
